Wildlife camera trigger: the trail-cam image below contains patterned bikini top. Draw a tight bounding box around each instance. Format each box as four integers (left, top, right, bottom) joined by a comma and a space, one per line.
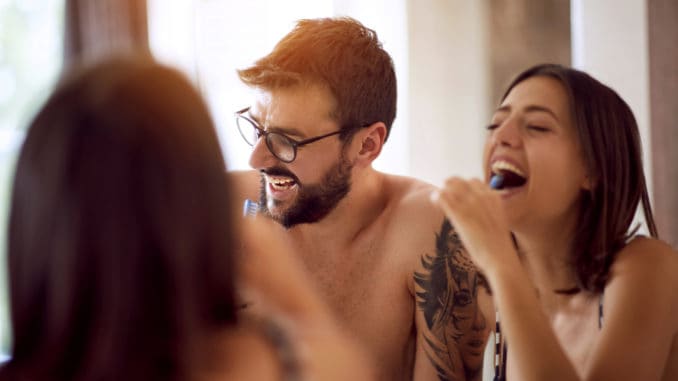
493, 292, 604, 381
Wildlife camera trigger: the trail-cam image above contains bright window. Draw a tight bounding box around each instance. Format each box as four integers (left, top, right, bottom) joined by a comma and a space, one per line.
147, 0, 409, 174
0, 0, 64, 354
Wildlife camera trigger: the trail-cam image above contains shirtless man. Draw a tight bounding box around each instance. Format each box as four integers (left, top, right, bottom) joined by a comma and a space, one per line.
231, 17, 492, 380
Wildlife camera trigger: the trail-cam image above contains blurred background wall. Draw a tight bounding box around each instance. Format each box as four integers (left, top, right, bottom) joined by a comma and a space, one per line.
1, 0, 676, 366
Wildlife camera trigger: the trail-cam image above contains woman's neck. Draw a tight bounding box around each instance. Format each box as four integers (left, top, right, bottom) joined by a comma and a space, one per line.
512, 220, 579, 297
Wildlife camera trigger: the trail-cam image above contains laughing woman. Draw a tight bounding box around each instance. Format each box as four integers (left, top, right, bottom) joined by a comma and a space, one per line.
433, 64, 678, 380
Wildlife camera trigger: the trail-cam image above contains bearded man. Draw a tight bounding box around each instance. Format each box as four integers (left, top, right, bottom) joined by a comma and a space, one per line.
230, 17, 492, 381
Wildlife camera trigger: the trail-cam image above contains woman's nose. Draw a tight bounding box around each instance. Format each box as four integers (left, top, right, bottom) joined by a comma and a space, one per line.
491, 118, 522, 148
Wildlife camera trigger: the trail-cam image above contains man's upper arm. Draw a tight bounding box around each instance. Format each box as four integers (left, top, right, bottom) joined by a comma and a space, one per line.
411, 218, 491, 381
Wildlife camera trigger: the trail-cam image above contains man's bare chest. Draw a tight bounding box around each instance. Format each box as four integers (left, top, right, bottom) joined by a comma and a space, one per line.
297, 239, 417, 359
301, 241, 409, 317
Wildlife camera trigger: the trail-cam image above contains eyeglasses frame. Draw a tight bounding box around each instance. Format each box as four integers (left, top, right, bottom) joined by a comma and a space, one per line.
235, 107, 358, 163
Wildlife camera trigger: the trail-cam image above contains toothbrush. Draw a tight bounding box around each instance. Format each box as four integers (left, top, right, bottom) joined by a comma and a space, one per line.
242, 199, 260, 217
430, 174, 505, 204
489, 174, 504, 190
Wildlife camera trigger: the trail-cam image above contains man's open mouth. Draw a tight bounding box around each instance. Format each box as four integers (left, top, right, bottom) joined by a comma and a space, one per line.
268, 175, 297, 191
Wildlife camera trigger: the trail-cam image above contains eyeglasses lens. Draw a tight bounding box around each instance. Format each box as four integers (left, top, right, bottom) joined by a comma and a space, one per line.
236, 117, 258, 146
267, 133, 295, 162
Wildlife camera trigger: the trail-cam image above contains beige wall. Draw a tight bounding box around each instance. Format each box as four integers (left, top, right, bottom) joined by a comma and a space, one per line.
572, 0, 653, 234
403, 1, 571, 187
649, 0, 678, 246
489, 1, 571, 104
406, 0, 490, 186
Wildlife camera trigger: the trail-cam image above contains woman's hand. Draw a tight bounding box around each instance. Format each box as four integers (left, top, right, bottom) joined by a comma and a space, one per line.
431, 177, 517, 277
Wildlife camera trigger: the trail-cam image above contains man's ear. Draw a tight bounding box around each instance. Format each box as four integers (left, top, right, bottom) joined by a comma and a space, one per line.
355, 122, 387, 164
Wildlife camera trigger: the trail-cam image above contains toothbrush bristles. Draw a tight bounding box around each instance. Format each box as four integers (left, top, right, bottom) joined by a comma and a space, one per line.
243, 199, 260, 217
489, 174, 504, 190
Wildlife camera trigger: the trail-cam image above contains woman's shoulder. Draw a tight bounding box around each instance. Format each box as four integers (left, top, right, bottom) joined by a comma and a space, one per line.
612, 235, 678, 276
607, 236, 678, 307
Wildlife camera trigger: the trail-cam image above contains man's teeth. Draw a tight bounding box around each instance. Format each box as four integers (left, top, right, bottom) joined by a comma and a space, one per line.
269, 177, 296, 189
491, 161, 525, 177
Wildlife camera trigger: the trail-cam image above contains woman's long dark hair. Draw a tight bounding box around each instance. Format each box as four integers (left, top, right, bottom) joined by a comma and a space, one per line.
502, 64, 657, 293
2, 57, 236, 380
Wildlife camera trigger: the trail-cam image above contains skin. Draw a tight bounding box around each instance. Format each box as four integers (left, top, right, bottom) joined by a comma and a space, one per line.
223, 217, 378, 381
248, 86, 353, 228
433, 76, 678, 380
231, 83, 492, 380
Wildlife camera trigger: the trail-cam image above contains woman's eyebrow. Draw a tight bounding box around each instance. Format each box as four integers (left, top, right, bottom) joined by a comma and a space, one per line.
494, 104, 559, 122
524, 105, 559, 122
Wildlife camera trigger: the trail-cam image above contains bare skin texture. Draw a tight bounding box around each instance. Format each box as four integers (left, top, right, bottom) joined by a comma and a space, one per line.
218, 218, 378, 381
231, 83, 492, 380
433, 76, 678, 381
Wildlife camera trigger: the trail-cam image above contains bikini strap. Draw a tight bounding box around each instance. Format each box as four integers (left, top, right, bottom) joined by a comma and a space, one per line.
598, 290, 605, 329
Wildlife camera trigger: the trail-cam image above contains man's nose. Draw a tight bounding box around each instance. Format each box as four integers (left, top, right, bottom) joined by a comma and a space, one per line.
248, 137, 278, 169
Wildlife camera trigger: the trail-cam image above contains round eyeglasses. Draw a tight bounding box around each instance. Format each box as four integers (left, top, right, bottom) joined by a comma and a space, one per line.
235, 107, 348, 163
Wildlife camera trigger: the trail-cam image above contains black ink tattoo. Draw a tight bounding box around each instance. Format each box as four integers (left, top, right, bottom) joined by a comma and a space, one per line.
414, 219, 489, 381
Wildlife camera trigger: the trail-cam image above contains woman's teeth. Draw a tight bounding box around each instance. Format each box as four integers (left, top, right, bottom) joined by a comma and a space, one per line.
491, 161, 525, 177
490, 161, 527, 189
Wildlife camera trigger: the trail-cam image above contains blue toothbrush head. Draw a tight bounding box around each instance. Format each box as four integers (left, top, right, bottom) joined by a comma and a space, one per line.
489, 174, 505, 190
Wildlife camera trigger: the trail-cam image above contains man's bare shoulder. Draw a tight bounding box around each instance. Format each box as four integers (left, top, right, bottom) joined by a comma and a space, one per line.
380, 174, 444, 226
380, 175, 490, 380
376, 174, 449, 282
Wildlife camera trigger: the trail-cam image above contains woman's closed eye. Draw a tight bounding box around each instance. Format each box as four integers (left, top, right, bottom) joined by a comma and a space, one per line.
526, 125, 550, 132
486, 121, 504, 131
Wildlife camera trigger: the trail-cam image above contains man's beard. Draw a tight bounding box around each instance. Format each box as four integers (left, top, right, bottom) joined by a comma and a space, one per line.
259, 156, 353, 228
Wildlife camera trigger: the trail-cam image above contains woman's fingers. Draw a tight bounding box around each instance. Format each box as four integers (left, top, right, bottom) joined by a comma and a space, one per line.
431, 177, 513, 272
433, 177, 491, 220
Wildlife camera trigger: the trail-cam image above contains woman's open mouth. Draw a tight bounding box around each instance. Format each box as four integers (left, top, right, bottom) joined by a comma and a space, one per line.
490, 160, 527, 190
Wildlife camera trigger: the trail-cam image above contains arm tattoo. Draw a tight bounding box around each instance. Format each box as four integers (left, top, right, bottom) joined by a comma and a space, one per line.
414, 219, 489, 381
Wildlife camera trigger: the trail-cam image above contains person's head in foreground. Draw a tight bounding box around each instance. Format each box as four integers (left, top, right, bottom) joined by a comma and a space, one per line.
2, 56, 236, 380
